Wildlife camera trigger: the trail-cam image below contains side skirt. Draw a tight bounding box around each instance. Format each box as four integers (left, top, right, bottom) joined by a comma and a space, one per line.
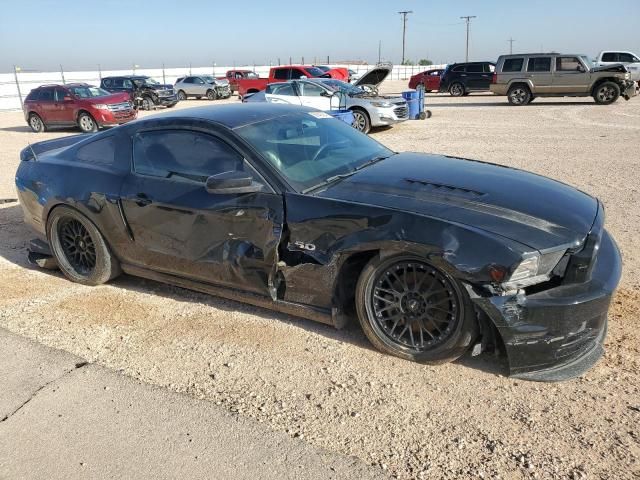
121, 264, 335, 327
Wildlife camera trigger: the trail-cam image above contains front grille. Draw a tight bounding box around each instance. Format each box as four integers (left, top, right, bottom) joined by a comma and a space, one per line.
216, 85, 231, 95
394, 105, 409, 119
107, 101, 133, 113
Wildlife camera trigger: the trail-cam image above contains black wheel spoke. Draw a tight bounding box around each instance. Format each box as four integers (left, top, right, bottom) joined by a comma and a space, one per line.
58, 218, 97, 275
370, 260, 459, 352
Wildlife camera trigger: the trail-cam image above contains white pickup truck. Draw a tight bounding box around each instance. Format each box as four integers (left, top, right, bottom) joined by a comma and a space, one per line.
595, 51, 640, 82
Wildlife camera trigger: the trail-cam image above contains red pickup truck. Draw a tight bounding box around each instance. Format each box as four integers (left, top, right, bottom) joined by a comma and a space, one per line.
218, 70, 259, 94
236, 65, 348, 98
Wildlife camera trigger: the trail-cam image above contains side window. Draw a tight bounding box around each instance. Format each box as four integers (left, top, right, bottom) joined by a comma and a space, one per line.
298, 82, 325, 97
502, 58, 524, 72
601, 52, 617, 62
289, 69, 305, 79
123, 79, 133, 89
133, 130, 245, 181
452, 65, 466, 73
267, 84, 295, 96
39, 89, 54, 102
527, 57, 551, 72
183, 77, 193, 84
54, 88, 68, 102
556, 57, 582, 72
26, 89, 41, 101
273, 69, 289, 80
195, 77, 205, 84
113, 78, 124, 88
103, 78, 113, 88
76, 136, 116, 166
466, 64, 483, 73
618, 53, 637, 63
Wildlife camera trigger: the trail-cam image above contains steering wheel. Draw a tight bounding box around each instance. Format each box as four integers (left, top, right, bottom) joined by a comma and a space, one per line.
311, 143, 334, 162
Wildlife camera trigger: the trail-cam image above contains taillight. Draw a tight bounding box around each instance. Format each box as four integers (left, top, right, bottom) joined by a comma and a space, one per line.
492, 72, 497, 84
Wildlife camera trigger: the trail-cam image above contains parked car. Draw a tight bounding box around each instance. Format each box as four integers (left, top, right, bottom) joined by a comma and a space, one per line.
218, 70, 259, 93
244, 65, 407, 133
100, 75, 178, 110
439, 62, 495, 96
174, 75, 231, 101
595, 51, 640, 82
23, 83, 136, 133
17, 103, 621, 382
491, 53, 637, 105
236, 65, 349, 98
408, 68, 445, 92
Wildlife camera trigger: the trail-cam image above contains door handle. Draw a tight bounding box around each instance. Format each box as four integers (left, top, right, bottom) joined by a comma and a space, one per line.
132, 193, 153, 207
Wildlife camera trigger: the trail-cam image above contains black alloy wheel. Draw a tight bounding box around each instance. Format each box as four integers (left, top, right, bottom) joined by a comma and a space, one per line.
356, 255, 477, 363
58, 217, 96, 275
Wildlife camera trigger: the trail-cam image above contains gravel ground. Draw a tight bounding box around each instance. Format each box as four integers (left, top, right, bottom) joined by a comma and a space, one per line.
1, 81, 639, 478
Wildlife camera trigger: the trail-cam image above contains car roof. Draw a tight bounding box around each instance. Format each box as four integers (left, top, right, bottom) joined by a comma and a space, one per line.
145, 103, 318, 129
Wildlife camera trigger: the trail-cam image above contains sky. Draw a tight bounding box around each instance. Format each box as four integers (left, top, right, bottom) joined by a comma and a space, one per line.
1, 0, 639, 72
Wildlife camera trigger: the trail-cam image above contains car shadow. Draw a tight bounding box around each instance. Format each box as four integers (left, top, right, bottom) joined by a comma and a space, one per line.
0, 126, 33, 133
0, 203, 509, 378
427, 100, 599, 108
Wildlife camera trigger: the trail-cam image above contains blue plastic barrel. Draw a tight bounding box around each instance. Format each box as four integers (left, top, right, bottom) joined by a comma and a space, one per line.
402, 90, 421, 120
328, 109, 355, 127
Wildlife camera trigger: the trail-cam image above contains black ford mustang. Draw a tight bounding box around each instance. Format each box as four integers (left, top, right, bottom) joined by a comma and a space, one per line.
15, 104, 621, 381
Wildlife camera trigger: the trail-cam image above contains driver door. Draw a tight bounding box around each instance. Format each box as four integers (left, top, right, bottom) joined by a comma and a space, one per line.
119, 124, 283, 295
265, 83, 302, 105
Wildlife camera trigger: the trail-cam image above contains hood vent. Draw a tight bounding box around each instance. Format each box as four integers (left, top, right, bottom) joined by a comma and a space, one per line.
404, 178, 486, 199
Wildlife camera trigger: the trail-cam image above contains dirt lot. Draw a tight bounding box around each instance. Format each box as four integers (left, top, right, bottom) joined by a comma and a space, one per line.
1, 81, 639, 479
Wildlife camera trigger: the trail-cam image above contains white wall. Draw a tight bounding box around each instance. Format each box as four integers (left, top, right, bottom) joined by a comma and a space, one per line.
0, 64, 447, 111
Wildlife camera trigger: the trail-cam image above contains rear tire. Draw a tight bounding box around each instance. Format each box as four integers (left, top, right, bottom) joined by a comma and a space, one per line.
355, 254, 477, 363
47, 206, 121, 286
77, 112, 98, 133
28, 113, 46, 133
449, 82, 465, 97
507, 85, 532, 106
593, 81, 620, 105
177, 90, 187, 101
141, 96, 154, 110
351, 108, 371, 134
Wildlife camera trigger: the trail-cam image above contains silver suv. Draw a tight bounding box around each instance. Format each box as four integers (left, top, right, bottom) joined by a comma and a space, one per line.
490, 53, 637, 105
174, 75, 231, 101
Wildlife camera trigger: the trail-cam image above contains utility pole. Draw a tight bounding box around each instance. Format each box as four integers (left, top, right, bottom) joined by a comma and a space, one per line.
460, 15, 477, 62
508, 37, 515, 54
398, 11, 412, 64
378, 40, 382, 63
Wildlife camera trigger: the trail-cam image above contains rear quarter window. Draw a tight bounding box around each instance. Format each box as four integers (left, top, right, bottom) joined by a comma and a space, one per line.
502, 58, 524, 72
26, 89, 41, 101
76, 136, 116, 167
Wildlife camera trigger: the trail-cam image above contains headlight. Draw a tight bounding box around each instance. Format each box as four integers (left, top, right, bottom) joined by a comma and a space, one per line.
502, 250, 566, 289
93, 104, 109, 110
371, 101, 393, 108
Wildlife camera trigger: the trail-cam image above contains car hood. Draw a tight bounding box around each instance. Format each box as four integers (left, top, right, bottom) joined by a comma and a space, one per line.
87, 92, 130, 104
316, 153, 598, 251
354, 64, 392, 87
591, 63, 628, 73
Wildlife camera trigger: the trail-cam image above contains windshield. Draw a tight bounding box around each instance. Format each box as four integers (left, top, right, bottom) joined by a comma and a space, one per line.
581, 55, 594, 67
235, 111, 393, 192
202, 75, 215, 83
317, 79, 365, 95
133, 77, 160, 87
68, 86, 112, 98
305, 67, 326, 77
315, 66, 330, 72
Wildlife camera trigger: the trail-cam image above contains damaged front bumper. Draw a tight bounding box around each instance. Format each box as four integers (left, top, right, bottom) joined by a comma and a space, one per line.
472, 229, 621, 382
622, 80, 638, 100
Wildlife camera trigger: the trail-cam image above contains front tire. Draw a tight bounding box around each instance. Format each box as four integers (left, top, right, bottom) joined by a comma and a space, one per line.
77, 112, 98, 133
351, 108, 371, 134
141, 96, 154, 110
47, 206, 120, 286
177, 90, 187, 101
206, 89, 217, 100
449, 82, 465, 97
507, 85, 532, 106
593, 82, 620, 105
28, 113, 46, 133
355, 255, 477, 363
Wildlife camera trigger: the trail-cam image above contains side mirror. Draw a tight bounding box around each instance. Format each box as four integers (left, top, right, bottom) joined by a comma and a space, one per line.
205, 171, 263, 194
320, 90, 334, 97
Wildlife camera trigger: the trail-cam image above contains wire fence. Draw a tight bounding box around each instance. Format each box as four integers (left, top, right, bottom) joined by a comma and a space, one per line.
0, 63, 447, 112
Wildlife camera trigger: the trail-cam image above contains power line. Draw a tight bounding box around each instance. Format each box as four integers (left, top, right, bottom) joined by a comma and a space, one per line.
460, 15, 477, 62
398, 11, 413, 64
508, 37, 515, 54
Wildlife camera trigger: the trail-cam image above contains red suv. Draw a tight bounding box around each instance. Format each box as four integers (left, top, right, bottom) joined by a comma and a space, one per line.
23, 83, 137, 133
408, 68, 444, 92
